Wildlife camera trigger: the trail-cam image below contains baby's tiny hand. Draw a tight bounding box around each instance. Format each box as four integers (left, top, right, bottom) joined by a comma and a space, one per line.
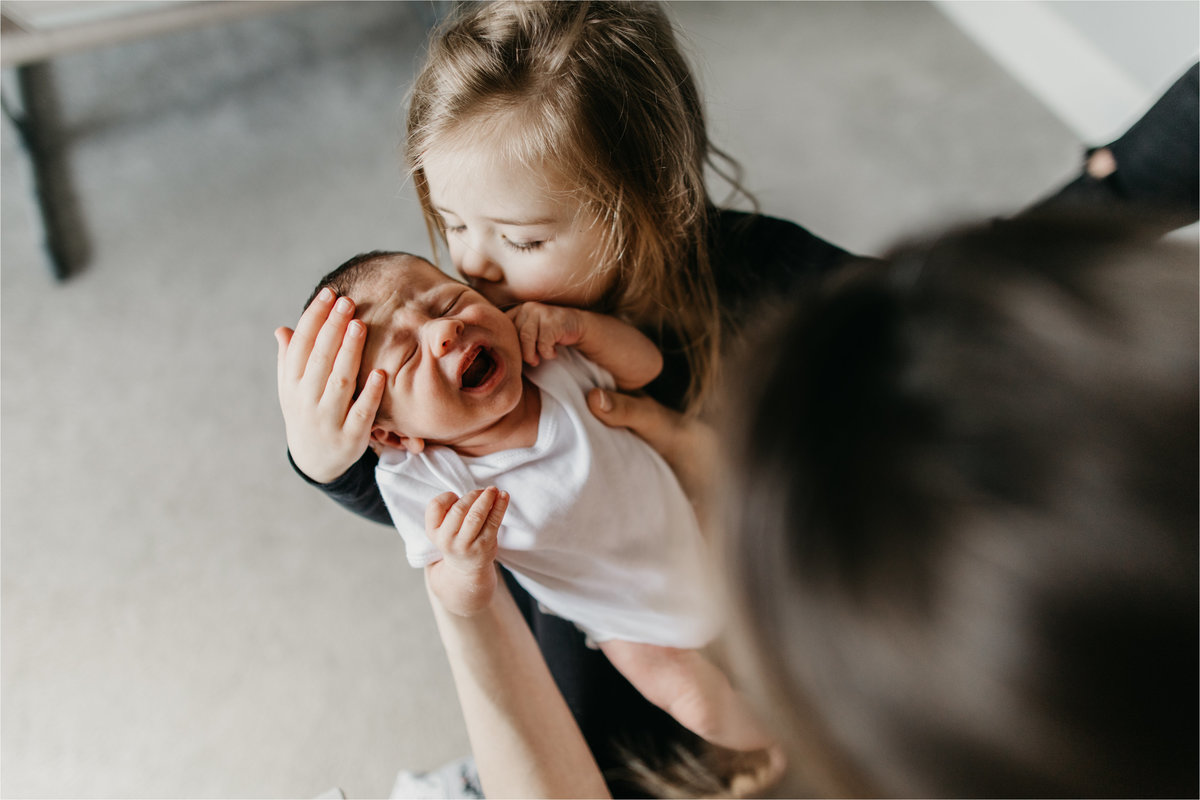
506, 302, 585, 367
425, 487, 509, 576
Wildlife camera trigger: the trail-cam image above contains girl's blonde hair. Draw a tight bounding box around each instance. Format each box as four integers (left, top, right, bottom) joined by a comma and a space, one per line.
406, 0, 745, 411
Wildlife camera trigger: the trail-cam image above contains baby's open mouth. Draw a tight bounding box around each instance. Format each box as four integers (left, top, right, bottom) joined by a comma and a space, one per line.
460, 346, 497, 390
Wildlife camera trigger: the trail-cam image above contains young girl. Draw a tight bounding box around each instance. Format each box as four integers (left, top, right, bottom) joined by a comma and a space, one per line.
276, 1, 852, 792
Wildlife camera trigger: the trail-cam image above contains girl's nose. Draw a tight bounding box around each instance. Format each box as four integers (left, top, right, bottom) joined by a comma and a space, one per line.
429, 318, 465, 357
458, 244, 504, 284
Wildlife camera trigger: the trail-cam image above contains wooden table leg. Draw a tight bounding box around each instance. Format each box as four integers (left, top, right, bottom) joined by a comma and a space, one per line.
6, 60, 90, 279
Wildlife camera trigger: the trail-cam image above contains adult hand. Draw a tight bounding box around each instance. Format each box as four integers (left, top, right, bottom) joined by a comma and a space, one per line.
587, 389, 719, 512
275, 289, 384, 484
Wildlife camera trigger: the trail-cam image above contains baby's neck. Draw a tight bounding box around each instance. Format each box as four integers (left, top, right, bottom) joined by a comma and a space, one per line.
446, 378, 541, 458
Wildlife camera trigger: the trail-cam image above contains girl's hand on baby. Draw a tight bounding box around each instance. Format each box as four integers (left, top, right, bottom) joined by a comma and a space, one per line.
275, 289, 385, 484
506, 302, 585, 367
426, 487, 509, 575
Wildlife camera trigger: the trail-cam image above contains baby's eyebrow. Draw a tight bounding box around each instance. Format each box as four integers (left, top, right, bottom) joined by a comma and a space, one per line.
420, 281, 468, 307
388, 283, 447, 316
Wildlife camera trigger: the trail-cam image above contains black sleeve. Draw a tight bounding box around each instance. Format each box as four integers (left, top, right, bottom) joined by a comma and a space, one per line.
1023, 62, 1199, 235
645, 209, 858, 410
710, 208, 858, 335
287, 448, 394, 526
1107, 62, 1198, 216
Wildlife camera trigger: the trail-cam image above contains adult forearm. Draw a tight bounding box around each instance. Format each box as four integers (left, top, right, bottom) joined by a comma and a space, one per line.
426, 560, 497, 617
426, 570, 610, 799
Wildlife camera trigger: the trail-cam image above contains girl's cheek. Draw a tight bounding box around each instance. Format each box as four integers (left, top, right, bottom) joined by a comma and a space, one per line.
444, 237, 467, 263
514, 265, 560, 295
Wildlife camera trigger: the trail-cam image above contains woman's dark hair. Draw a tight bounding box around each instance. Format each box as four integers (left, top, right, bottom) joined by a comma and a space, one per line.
722, 214, 1198, 797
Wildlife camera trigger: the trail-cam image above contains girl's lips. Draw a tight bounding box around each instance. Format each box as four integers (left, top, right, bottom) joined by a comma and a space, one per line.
467, 280, 516, 311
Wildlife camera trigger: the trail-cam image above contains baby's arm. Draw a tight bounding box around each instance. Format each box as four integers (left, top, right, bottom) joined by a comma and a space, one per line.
506, 303, 662, 390
424, 487, 510, 617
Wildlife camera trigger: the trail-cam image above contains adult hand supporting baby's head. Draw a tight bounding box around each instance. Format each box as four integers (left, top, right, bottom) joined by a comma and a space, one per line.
275, 289, 384, 484
587, 389, 718, 514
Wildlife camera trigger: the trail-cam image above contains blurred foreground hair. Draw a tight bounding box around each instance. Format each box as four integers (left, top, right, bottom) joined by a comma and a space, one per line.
722, 214, 1198, 797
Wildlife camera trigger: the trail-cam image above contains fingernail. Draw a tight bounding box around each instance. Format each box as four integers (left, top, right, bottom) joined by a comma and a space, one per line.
335, 297, 352, 313
348, 320, 364, 336
318, 287, 334, 302
595, 390, 612, 412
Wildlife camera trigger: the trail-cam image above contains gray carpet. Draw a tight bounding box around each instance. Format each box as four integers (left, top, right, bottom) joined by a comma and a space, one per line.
1, 2, 1081, 797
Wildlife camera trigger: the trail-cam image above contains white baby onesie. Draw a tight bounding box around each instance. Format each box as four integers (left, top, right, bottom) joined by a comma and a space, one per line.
376, 347, 717, 648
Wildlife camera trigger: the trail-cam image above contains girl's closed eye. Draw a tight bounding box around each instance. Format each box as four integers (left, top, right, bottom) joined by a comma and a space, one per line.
503, 236, 545, 252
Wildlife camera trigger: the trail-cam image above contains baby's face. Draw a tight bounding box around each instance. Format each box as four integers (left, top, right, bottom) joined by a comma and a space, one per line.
356, 255, 524, 448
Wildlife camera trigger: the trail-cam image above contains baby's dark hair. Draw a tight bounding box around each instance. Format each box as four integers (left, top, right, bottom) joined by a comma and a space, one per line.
723, 213, 1198, 797
304, 249, 417, 312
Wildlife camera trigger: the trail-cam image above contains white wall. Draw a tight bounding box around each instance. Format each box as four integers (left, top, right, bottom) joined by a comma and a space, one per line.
935, 1, 1199, 142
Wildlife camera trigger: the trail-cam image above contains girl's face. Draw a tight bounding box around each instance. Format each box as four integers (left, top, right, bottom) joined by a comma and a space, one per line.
421, 144, 614, 310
